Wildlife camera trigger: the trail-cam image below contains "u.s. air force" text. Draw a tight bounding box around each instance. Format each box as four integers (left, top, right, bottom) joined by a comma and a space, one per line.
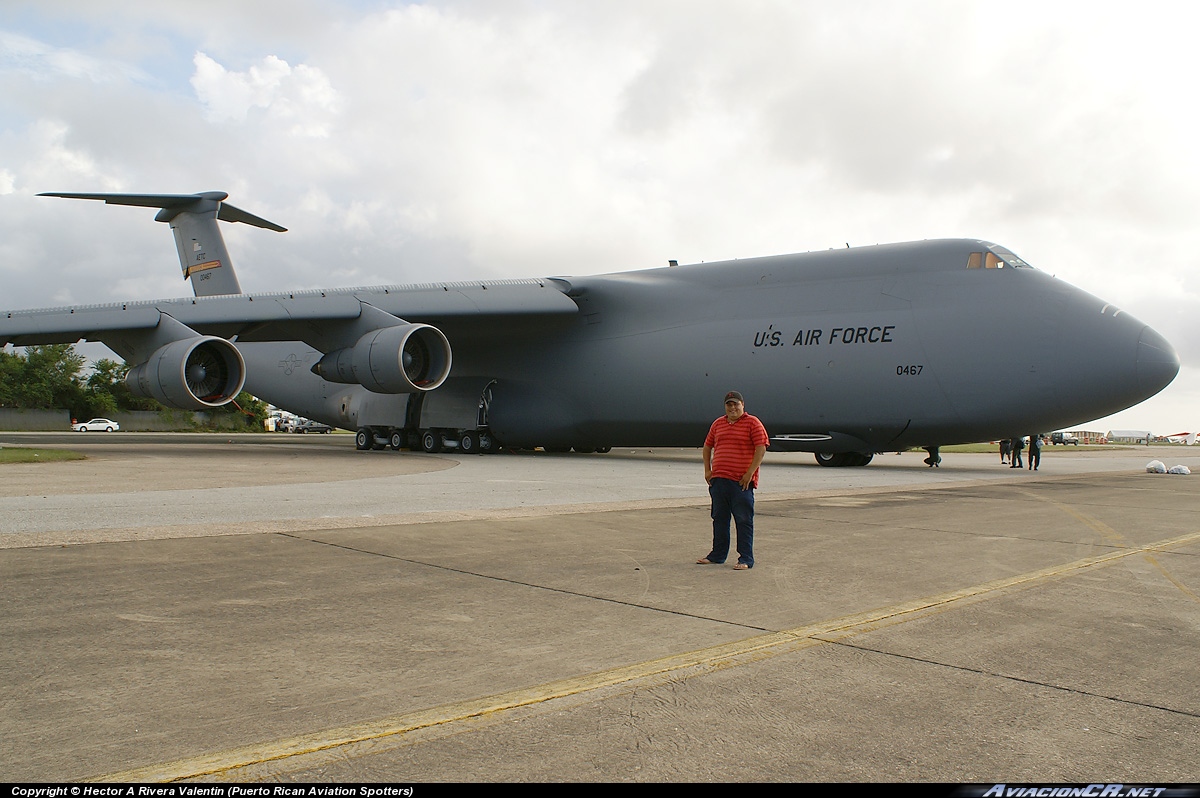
752, 325, 896, 347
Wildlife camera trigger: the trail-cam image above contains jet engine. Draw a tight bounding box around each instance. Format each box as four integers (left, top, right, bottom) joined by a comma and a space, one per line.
126, 337, 247, 409
311, 323, 452, 394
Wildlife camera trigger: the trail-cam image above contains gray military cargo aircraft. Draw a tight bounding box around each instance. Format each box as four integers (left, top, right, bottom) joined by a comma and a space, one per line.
0, 192, 1180, 466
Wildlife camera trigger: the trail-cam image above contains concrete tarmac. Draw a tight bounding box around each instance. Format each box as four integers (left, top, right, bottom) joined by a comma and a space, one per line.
1, 433, 1197, 782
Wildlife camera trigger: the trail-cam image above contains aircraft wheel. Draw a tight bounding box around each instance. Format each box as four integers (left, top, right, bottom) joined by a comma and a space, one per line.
573, 446, 596, 454
815, 452, 872, 467
388, 430, 404, 451
595, 446, 612, 454
355, 428, 371, 451
478, 432, 497, 453
420, 429, 442, 454
460, 431, 479, 454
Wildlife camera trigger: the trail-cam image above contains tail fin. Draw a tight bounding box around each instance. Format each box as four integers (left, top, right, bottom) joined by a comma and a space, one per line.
39, 191, 286, 297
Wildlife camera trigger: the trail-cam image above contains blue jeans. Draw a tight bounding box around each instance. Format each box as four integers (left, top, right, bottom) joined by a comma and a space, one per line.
707, 477, 755, 567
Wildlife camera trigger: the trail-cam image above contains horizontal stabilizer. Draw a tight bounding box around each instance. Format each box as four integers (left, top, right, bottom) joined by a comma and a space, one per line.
216, 202, 287, 232
38, 192, 287, 232
39, 191, 287, 297
40, 191, 228, 207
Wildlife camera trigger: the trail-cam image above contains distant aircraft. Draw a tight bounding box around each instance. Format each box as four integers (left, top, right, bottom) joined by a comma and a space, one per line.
0, 192, 1181, 466
1166, 432, 1197, 445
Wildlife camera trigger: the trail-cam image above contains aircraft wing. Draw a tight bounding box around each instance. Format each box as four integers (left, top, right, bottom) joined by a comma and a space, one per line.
1, 278, 578, 351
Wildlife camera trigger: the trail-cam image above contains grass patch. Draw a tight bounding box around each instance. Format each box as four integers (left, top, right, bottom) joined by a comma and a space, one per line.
938, 443, 1001, 454
936, 443, 1137, 454
0, 447, 87, 464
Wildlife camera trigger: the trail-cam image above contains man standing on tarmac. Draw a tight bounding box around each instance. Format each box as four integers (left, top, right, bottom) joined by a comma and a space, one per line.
697, 391, 769, 570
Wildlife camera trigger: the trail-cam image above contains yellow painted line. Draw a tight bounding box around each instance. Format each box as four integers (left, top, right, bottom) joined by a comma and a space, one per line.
1015, 486, 1129, 545
1019, 487, 1199, 603
1142, 553, 1200, 604
95, 528, 1200, 783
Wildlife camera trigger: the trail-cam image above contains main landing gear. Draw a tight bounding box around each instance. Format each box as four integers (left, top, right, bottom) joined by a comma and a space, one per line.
355, 426, 501, 454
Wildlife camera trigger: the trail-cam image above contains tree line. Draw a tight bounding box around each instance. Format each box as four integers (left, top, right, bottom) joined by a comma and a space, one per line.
0, 344, 268, 428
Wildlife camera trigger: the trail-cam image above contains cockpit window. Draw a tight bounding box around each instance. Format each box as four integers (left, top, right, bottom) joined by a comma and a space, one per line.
966, 252, 1004, 269
992, 246, 1031, 268
965, 246, 1033, 270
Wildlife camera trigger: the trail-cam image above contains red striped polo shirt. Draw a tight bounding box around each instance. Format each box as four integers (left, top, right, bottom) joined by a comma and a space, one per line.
705, 413, 770, 488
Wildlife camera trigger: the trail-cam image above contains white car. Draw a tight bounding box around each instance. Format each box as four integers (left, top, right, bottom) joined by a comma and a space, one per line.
72, 418, 120, 432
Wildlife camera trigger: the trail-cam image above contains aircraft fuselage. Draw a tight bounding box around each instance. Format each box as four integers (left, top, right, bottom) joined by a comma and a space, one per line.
238, 239, 1178, 453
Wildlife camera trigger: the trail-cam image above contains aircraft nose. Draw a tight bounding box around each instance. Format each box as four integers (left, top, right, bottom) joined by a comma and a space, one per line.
1136, 325, 1179, 396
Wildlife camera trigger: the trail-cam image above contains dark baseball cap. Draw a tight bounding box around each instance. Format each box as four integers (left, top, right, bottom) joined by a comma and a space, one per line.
724, 391, 744, 404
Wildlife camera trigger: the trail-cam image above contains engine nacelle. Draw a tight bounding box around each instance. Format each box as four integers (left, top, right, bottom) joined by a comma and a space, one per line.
126, 337, 247, 409
311, 323, 452, 394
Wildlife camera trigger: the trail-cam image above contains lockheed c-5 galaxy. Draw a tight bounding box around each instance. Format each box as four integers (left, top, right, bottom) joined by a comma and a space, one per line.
0, 191, 1180, 466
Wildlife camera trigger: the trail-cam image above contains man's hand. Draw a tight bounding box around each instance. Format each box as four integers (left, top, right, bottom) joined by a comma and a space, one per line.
739, 444, 766, 490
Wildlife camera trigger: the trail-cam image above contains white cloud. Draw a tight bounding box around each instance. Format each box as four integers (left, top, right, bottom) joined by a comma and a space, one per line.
190, 52, 339, 135
26, 120, 104, 183
0, 29, 150, 84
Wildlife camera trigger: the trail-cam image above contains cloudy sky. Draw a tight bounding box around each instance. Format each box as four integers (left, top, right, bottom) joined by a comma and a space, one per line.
1, 0, 1196, 434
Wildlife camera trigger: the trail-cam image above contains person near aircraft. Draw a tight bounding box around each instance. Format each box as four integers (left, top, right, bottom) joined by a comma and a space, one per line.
1028, 433, 1042, 471
698, 391, 769, 570
1000, 438, 1011, 465
1010, 436, 1024, 469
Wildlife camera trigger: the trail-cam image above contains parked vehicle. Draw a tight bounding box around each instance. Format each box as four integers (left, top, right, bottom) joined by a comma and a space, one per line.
293, 419, 333, 434
72, 418, 120, 432
1050, 432, 1079, 445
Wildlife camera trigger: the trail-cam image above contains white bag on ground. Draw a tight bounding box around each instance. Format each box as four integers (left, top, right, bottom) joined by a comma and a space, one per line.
1168, 464, 1191, 475
1146, 460, 1167, 473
